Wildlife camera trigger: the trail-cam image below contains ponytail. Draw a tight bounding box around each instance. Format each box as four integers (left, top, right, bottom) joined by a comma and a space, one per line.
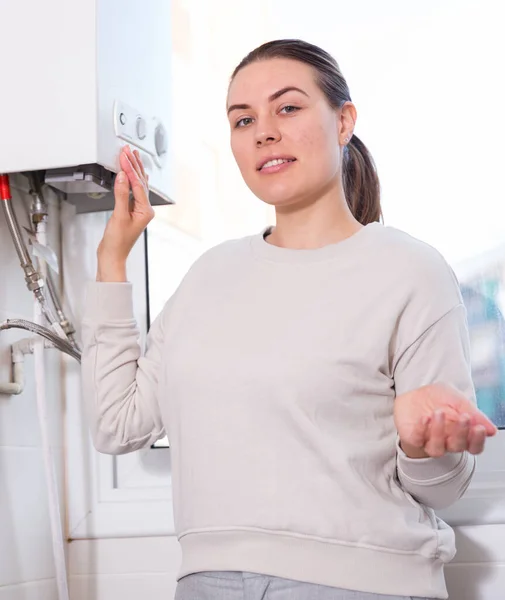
343, 135, 382, 225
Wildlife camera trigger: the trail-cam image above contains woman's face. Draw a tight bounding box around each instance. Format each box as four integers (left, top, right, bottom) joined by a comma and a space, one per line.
227, 58, 350, 209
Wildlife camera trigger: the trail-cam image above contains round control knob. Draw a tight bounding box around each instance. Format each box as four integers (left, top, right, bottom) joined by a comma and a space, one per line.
154, 122, 168, 156
136, 116, 147, 140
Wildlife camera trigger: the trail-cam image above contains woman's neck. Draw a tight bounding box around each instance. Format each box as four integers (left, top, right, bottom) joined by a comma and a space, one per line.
267, 196, 362, 250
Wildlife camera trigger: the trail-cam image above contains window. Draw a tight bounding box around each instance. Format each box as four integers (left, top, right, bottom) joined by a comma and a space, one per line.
460, 269, 505, 429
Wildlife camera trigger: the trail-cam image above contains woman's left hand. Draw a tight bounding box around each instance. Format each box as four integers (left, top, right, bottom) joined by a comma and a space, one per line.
395, 383, 498, 458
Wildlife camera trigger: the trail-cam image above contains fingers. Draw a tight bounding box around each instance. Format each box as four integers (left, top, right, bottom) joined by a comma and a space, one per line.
468, 425, 487, 455
119, 147, 151, 212
401, 384, 498, 458
120, 147, 143, 188
420, 411, 492, 457
119, 149, 135, 181
471, 411, 498, 436
432, 385, 498, 437
123, 146, 146, 184
113, 169, 131, 216
446, 413, 472, 452
134, 149, 147, 181
423, 410, 447, 457
407, 415, 431, 450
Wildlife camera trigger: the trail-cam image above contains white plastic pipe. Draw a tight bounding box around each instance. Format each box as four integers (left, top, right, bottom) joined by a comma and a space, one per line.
0, 338, 56, 397
0, 361, 24, 395
33, 219, 70, 600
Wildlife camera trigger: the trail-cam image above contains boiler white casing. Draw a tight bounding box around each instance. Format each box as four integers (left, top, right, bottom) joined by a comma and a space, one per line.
0, 0, 174, 211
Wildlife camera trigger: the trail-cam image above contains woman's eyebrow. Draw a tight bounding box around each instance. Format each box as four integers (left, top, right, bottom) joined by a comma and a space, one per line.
227, 86, 309, 115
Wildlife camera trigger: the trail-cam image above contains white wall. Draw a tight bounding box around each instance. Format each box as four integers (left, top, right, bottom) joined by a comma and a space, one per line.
68, 538, 180, 600
0, 175, 66, 599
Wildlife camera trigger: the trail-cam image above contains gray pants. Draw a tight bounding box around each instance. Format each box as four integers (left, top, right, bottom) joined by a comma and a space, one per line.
174, 572, 433, 600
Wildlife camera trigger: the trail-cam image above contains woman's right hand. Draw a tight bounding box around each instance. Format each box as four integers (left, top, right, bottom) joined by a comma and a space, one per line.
96, 146, 154, 281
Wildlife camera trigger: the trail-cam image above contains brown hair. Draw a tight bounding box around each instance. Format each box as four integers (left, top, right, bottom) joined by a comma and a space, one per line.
230, 39, 382, 225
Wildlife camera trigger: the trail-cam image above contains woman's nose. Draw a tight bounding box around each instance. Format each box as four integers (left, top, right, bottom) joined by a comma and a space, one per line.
254, 119, 281, 147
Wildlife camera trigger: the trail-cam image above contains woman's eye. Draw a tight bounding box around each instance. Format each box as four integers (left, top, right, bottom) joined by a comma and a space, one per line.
280, 105, 300, 114
235, 117, 254, 128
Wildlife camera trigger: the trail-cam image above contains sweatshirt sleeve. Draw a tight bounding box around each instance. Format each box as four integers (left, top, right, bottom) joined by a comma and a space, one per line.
393, 303, 477, 510
80, 281, 167, 455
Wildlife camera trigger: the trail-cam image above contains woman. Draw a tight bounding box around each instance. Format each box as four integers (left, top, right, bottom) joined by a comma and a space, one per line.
82, 40, 497, 600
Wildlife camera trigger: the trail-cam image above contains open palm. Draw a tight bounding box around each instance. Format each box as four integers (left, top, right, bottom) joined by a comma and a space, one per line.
395, 383, 498, 457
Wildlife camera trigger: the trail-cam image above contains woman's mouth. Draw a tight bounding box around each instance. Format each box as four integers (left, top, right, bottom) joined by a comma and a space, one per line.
258, 158, 296, 174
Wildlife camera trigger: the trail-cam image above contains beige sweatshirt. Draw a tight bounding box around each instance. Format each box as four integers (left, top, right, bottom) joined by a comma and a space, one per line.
81, 222, 476, 599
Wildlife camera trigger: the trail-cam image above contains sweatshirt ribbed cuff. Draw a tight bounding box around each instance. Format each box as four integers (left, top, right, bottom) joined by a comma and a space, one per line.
396, 436, 468, 482
83, 281, 135, 321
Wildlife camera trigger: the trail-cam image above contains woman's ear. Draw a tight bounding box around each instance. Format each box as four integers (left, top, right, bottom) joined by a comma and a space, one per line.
339, 101, 357, 145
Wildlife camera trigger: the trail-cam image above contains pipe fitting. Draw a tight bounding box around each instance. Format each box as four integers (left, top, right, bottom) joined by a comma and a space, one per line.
0, 337, 55, 396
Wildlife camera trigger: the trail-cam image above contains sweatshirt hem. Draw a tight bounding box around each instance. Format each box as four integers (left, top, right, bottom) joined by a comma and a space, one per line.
177, 529, 448, 598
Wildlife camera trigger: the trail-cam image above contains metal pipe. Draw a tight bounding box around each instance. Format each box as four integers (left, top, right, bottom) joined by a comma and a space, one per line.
0, 319, 81, 362
1, 174, 39, 274
0, 173, 80, 359
45, 270, 79, 348
0, 173, 64, 333
27, 173, 80, 349
27, 172, 47, 226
